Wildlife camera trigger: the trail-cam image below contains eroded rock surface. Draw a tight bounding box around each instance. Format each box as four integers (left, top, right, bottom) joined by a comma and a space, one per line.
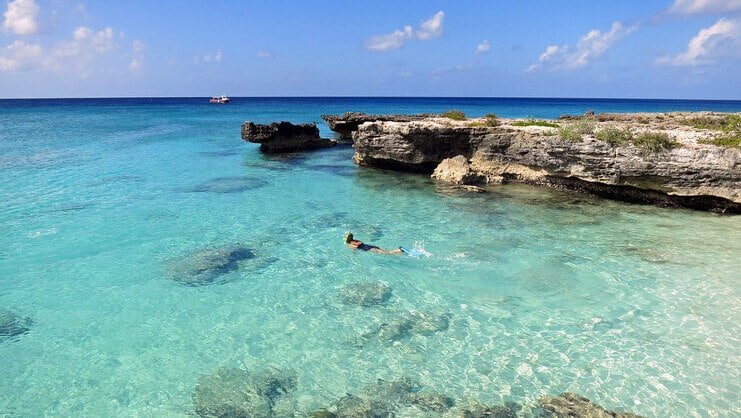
347, 115, 740, 212
322, 112, 434, 140
241, 121, 338, 153
168, 245, 255, 286
0, 309, 32, 341
339, 282, 392, 306
538, 392, 644, 418
192, 367, 297, 418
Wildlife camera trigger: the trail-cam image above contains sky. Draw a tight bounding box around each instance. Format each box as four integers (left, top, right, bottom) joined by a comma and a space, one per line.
1, 0, 740, 99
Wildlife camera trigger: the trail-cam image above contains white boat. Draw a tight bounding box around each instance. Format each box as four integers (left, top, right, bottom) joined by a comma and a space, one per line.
209, 95, 230, 104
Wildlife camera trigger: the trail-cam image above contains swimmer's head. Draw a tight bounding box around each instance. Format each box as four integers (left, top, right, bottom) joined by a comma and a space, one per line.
344, 232, 353, 243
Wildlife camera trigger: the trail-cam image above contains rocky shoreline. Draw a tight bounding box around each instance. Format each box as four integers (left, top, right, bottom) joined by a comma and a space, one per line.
241, 112, 740, 213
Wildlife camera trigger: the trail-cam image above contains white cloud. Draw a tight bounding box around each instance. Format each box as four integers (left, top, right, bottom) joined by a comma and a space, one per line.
526, 22, 636, 72
657, 18, 740, 65
128, 58, 142, 71
668, 0, 741, 15
132, 39, 145, 53
0, 40, 42, 71
475, 40, 491, 55
256, 50, 272, 58
3, 0, 39, 35
128, 40, 145, 72
416, 11, 444, 40
196, 49, 223, 64
367, 25, 413, 51
366, 11, 444, 52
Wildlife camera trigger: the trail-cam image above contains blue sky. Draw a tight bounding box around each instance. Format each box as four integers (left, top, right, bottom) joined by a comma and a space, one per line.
1, 0, 740, 99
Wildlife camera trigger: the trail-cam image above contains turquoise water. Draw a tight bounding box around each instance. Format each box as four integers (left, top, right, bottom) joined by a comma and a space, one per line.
1, 98, 740, 417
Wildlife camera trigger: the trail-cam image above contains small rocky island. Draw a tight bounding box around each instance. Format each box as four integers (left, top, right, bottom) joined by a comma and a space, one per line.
243, 111, 740, 213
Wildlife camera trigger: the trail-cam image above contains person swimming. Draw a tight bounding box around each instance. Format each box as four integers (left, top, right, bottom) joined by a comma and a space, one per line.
344, 232, 403, 255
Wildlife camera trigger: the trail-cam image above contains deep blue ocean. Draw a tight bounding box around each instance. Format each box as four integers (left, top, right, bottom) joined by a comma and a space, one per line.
1, 97, 739, 416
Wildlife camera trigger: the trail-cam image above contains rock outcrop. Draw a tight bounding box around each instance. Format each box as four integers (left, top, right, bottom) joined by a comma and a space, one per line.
321, 112, 434, 140
342, 115, 740, 213
538, 392, 644, 418
241, 121, 338, 153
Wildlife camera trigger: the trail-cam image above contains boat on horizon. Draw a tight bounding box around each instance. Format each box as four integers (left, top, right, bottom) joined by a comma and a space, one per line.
209, 95, 230, 104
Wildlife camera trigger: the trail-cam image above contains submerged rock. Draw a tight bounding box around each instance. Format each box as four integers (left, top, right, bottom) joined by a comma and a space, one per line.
241, 121, 338, 153
538, 392, 644, 418
0, 309, 32, 341
168, 245, 255, 286
192, 367, 297, 418
361, 311, 451, 343
339, 282, 392, 306
191, 176, 268, 193
460, 402, 519, 418
312, 378, 454, 417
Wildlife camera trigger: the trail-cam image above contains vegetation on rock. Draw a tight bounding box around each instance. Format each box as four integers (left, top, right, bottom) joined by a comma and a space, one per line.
512, 118, 559, 128
441, 110, 466, 120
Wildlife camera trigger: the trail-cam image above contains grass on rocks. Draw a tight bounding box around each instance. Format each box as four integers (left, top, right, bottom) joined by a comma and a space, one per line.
595, 126, 633, 145
632, 132, 680, 152
468, 113, 501, 127
512, 118, 559, 128
557, 121, 595, 141
686, 114, 741, 149
441, 110, 467, 121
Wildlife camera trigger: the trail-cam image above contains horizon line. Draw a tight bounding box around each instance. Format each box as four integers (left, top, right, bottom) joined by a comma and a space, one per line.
1, 95, 741, 102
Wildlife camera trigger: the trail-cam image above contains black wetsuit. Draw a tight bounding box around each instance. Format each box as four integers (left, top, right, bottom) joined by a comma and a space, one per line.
356, 242, 379, 251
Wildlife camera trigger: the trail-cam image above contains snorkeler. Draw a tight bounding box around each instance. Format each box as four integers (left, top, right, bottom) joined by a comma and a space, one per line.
344, 232, 403, 255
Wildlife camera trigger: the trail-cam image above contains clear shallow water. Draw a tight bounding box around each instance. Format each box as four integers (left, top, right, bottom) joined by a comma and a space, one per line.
0, 98, 740, 417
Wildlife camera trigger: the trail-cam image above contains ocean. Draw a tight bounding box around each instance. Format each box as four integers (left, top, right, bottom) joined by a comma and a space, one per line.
1, 97, 740, 416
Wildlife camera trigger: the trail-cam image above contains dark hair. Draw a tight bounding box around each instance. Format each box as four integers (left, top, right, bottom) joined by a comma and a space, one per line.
345, 233, 353, 243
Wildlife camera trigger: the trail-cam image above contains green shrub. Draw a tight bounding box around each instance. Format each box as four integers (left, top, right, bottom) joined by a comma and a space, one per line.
512, 118, 559, 128
572, 121, 595, 135
484, 113, 500, 127
441, 110, 466, 121
557, 125, 582, 141
633, 132, 679, 153
596, 126, 633, 145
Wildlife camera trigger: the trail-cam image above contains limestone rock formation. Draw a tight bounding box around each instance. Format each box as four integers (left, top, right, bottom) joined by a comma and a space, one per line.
321, 112, 434, 140
168, 245, 255, 286
538, 392, 644, 418
192, 367, 297, 418
345, 116, 740, 212
241, 121, 338, 153
339, 282, 392, 306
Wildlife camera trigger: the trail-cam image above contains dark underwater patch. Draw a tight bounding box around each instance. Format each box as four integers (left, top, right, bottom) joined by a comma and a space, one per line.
190, 176, 268, 193
167, 245, 256, 286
